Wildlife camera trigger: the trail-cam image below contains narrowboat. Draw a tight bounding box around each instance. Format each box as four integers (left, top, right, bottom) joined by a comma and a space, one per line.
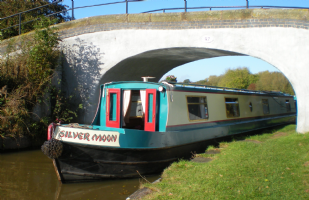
41, 80, 296, 183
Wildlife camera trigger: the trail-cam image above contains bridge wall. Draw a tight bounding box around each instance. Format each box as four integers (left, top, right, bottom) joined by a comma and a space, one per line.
1, 9, 309, 132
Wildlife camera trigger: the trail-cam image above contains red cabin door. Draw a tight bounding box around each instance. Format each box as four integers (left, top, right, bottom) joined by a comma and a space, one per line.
106, 88, 121, 128
144, 89, 157, 132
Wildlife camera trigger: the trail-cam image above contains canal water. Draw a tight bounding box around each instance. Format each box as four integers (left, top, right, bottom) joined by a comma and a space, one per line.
0, 150, 159, 200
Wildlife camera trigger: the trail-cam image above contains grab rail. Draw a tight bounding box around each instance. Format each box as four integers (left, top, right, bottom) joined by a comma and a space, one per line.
166, 82, 291, 96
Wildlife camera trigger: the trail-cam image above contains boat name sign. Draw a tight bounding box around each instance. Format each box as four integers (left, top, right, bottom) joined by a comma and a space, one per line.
53, 127, 120, 147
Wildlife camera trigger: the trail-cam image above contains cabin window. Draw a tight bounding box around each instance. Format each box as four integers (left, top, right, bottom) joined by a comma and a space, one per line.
106, 88, 121, 128
110, 93, 119, 121
286, 100, 291, 112
262, 99, 270, 114
225, 98, 240, 118
249, 102, 253, 112
147, 93, 154, 123
186, 96, 209, 121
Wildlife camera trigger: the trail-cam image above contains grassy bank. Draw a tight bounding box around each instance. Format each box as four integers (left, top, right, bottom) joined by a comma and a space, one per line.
144, 125, 309, 199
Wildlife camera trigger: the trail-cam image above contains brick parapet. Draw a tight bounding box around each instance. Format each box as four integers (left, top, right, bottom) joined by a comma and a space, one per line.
1, 9, 309, 54
58, 18, 309, 40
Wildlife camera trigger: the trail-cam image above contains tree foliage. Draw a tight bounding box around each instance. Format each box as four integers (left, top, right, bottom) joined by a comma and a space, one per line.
0, 17, 60, 137
194, 67, 294, 95
217, 67, 258, 89
0, 0, 70, 40
164, 75, 177, 82
255, 71, 294, 95
195, 75, 223, 86
183, 79, 191, 84
0, 17, 79, 138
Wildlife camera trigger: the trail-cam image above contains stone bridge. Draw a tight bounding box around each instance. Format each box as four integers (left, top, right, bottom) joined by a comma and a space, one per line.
2, 9, 309, 132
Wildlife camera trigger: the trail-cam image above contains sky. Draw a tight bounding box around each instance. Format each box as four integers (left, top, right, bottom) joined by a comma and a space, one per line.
59, 0, 309, 82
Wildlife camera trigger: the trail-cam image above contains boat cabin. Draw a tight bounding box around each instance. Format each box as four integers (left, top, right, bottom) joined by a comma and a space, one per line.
91, 81, 296, 134
91, 82, 168, 132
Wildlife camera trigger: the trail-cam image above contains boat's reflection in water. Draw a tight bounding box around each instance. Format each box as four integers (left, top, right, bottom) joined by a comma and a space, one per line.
0, 150, 159, 200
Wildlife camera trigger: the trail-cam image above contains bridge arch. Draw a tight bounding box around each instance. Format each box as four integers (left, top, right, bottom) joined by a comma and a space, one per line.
99, 47, 243, 83
56, 10, 309, 132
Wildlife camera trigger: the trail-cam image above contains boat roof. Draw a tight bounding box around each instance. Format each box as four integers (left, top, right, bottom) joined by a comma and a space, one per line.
103, 81, 293, 97
169, 82, 293, 97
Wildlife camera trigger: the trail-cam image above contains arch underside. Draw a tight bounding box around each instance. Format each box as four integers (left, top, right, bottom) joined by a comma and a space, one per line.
100, 47, 244, 84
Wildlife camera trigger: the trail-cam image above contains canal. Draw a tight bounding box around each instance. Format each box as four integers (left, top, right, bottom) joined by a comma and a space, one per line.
0, 150, 159, 200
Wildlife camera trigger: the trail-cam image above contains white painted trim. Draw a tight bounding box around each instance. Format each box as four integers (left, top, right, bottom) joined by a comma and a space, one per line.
53, 126, 120, 147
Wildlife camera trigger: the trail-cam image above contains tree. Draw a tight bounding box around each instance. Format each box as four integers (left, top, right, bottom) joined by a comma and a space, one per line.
193, 67, 294, 95
183, 79, 191, 84
218, 67, 257, 89
164, 75, 177, 82
0, 0, 70, 40
0, 17, 61, 136
194, 75, 222, 86
207, 75, 223, 86
256, 71, 294, 95
247, 83, 256, 90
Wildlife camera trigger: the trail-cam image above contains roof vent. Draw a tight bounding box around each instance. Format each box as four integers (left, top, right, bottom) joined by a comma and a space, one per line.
141, 76, 155, 82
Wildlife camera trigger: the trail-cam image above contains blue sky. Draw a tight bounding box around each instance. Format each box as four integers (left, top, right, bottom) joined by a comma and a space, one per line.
60, 0, 308, 82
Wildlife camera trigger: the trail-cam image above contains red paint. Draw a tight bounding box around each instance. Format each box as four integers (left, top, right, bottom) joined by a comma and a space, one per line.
47, 123, 58, 140
113, 135, 117, 142
102, 135, 106, 142
47, 124, 53, 140
144, 89, 157, 132
91, 133, 118, 142
106, 88, 121, 128
59, 131, 65, 137
84, 133, 90, 141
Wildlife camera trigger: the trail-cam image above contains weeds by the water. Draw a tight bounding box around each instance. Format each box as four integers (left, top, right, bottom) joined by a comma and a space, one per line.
0, 17, 80, 139
144, 125, 309, 199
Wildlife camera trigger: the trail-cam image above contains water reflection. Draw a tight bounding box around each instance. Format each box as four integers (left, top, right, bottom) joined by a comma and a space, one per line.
0, 150, 159, 200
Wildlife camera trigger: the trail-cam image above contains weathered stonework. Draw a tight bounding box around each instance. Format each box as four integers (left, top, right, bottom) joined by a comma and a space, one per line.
1, 9, 309, 54
52, 17, 309, 41
29, 9, 308, 41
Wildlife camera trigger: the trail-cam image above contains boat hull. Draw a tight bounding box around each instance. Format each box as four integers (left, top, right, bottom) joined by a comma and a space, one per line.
54, 139, 214, 183
53, 115, 296, 183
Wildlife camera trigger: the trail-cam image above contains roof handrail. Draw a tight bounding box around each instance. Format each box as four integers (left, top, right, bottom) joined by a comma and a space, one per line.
165, 81, 291, 96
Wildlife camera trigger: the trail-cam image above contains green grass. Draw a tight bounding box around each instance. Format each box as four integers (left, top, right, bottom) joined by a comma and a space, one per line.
144, 125, 309, 199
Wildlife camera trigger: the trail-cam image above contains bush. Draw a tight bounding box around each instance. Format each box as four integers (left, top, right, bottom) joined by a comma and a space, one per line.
0, 17, 78, 138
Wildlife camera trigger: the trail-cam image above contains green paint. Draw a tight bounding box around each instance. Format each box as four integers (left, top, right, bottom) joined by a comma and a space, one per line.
109, 93, 117, 121
148, 93, 153, 123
